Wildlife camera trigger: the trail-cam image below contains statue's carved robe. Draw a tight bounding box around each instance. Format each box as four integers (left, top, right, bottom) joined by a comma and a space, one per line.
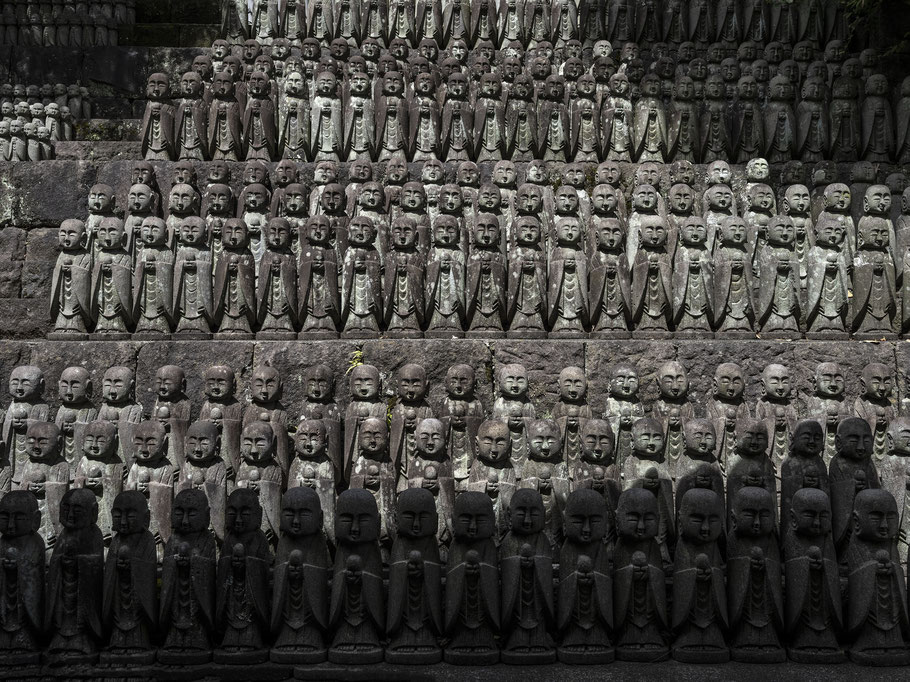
213, 248, 257, 335
850, 244, 897, 335
91, 248, 133, 335
257, 249, 298, 335
175, 96, 209, 161
173, 243, 214, 336
208, 97, 244, 161
425, 244, 466, 334
50, 247, 93, 337
466, 247, 507, 334
140, 100, 175, 160
299, 243, 340, 335
271, 534, 330, 656
341, 245, 383, 336
102, 528, 158, 654
0, 528, 44, 655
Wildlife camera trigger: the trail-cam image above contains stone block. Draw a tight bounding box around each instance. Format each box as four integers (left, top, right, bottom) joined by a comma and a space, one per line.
25, 228, 58, 262
0, 227, 27, 261
0, 261, 22, 299
0, 299, 49, 339
12, 162, 96, 228
20, 261, 54, 301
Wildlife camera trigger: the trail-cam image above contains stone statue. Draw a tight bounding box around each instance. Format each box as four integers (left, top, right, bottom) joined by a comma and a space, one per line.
159, 490, 216, 664
571, 419, 621, 509
383, 217, 425, 337
425, 215, 466, 337
506, 216, 547, 338
782, 488, 844, 662
556, 489, 614, 663
387, 364, 432, 491
667, 76, 700, 163
781, 419, 830, 525
830, 417, 880, 552
806, 219, 850, 337
215, 489, 272, 663
499, 489, 555, 664
73, 421, 124, 544
50, 219, 92, 340
601, 72, 633, 162
519, 419, 569, 545
851, 204, 897, 337
630, 219, 673, 336
151, 365, 190, 470
653, 361, 696, 471
613, 488, 669, 661
548, 217, 588, 337
328, 489, 385, 664
589, 216, 632, 338
444, 491, 499, 664
468, 419, 517, 537
298, 216, 341, 339
843, 489, 910, 665
270, 487, 330, 663
726, 419, 776, 525
132, 217, 175, 339
341, 70, 374, 161
213, 219, 257, 338
341, 217, 383, 338
705, 363, 750, 468
255, 218, 298, 339
727, 486, 785, 663
860, 74, 895, 163
674, 421, 724, 513
125, 420, 174, 560
13, 421, 67, 552
348, 417, 396, 549
755, 216, 802, 339
208, 71, 243, 161
466, 213, 507, 337
100, 491, 157, 664
797, 77, 829, 162
622, 418, 674, 567
0, 491, 43, 664
45, 489, 103, 664
672, 489, 728, 663
289, 420, 336, 542
602, 364, 645, 469
171, 216, 214, 339
176, 421, 229, 544
140, 73, 175, 160
90, 218, 133, 340
54, 366, 96, 474
672, 217, 713, 336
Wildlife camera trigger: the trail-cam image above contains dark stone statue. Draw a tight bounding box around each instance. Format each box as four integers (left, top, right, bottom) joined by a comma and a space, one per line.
159, 490, 216, 664
270, 487, 330, 663
613, 488, 669, 661
176, 421, 228, 544
781, 420, 830, 526
45, 489, 103, 665
499, 489, 555, 664
0, 491, 44, 665
727, 486, 785, 663
328, 489, 385, 664
50, 219, 92, 340
101, 491, 157, 665
214, 489, 272, 663
74, 420, 124, 545
672, 488, 728, 663
783, 488, 844, 663
830, 417, 880, 552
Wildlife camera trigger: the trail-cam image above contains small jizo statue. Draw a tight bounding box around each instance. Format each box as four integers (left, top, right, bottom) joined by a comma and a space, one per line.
781, 420, 830, 526
328, 489, 386, 664
492, 363, 536, 476
672, 488, 729, 663
101, 491, 157, 665
386, 488, 444, 664
851, 199, 897, 338
556, 489, 614, 664
783, 488, 844, 663
829, 417, 880, 552
215, 489, 272, 664
727, 486, 785, 663
439, 364, 484, 492
159, 490, 217, 664
237, 421, 283, 547
806, 219, 850, 337
507, 216, 547, 338
672, 217, 714, 336
55, 366, 97, 474
74, 420, 124, 545
612, 488, 669, 662
631, 219, 673, 336
290, 421, 336, 543
0, 491, 45, 665
125, 421, 175, 560
177, 421, 229, 544
705, 362, 750, 468
199, 365, 243, 474
843, 489, 910, 665
522, 419, 570, 545
213, 219, 257, 339
726, 419, 776, 525
15, 421, 68, 553
499, 489, 556, 664
90, 218, 133, 340
468, 419, 517, 538
443, 492, 500, 665
755, 216, 803, 338
854, 362, 896, 463
50, 219, 92, 340
552, 366, 593, 465
270, 488, 330, 664
45, 489, 104, 665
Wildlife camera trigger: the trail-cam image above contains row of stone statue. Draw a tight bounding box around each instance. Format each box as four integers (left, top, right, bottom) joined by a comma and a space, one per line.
143, 45, 910, 163
1, 82, 93, 120
51, 182, 910, 339
221, 0, 854, 53
1, 480, 908, 667
2, 358, 907, 550
2, 98, 76, 142
0, 0, 132, 47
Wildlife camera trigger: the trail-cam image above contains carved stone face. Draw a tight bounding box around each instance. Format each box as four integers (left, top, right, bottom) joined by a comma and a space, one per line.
206, 184, 232, 214
732, 487, 774, 538
453, 492, 494, 540
397, 488, 437, 539
528, 420, 562, 461
336, 489, 380, 543
509, 489, 545, 535
185, 421, 219, 464
477, 420, 511, 463
103, 366, 134, 404
97, 218, 126, 249
156, 365, 185, 400
178, 218, 206, 247
736, 420, 769, 457
390, 218, 416, 248
473, 216, 500, 247
350, 365, 379, 399
27, 421, 60, 462
791, 420, 824, 457
581, 419, 614, 462
713, 363, 744, 400
140, 218, 168, 247
684, 420, 716, 456
89, 184, 114, 212
358, 418, 388, 456
82, 421, 117, 460
813, 363, 844, 398
9, 366, 43, 402
680, 489, 722, 544
58, 366, 91, 405
415, 419, 445, 457
888, 420, 910, 456
172, 489, 210, 533
111, 491, 150, 535
854, 489, 898, 542
295, 420, 327, 459
266, 219, 291, 249
60, 489, 98, 530
596, 219, 624, 250
836, 418, 873, 460
858, 220, 890, 249
498, 364, 528, 399
861, 364, 892, 400
632, 419, 664, 457
180, 72, 203, 97
304, 216, 330, 245
0, 492, 40, 538
658, 362, 688, 399
762, 364, 791, 400
864, 185, 891, 216
433, 218, 459, 247
280, 487, 322, 537
226, 489, 263, 536
565, 489, 608, 545
397, 364, 426, 402
556, 218, 581, 247
617, 488, 659, 540
719, 217, 747, 246
641, 221, 667, 247
609, 366, 639, 398
251, 366, 281, 403
790, 488, 830, 537
681, 219, 707, 247
146, 73, 170, 99
514, 218, 540, 247
132, 422, 166, 463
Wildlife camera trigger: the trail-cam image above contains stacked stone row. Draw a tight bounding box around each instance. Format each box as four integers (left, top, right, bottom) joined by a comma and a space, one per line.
223, 0, 854, 53
1, 393, 908, 665
141, 30, 909, 164
0, 0, 133, 47
51, 155, 910, 339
